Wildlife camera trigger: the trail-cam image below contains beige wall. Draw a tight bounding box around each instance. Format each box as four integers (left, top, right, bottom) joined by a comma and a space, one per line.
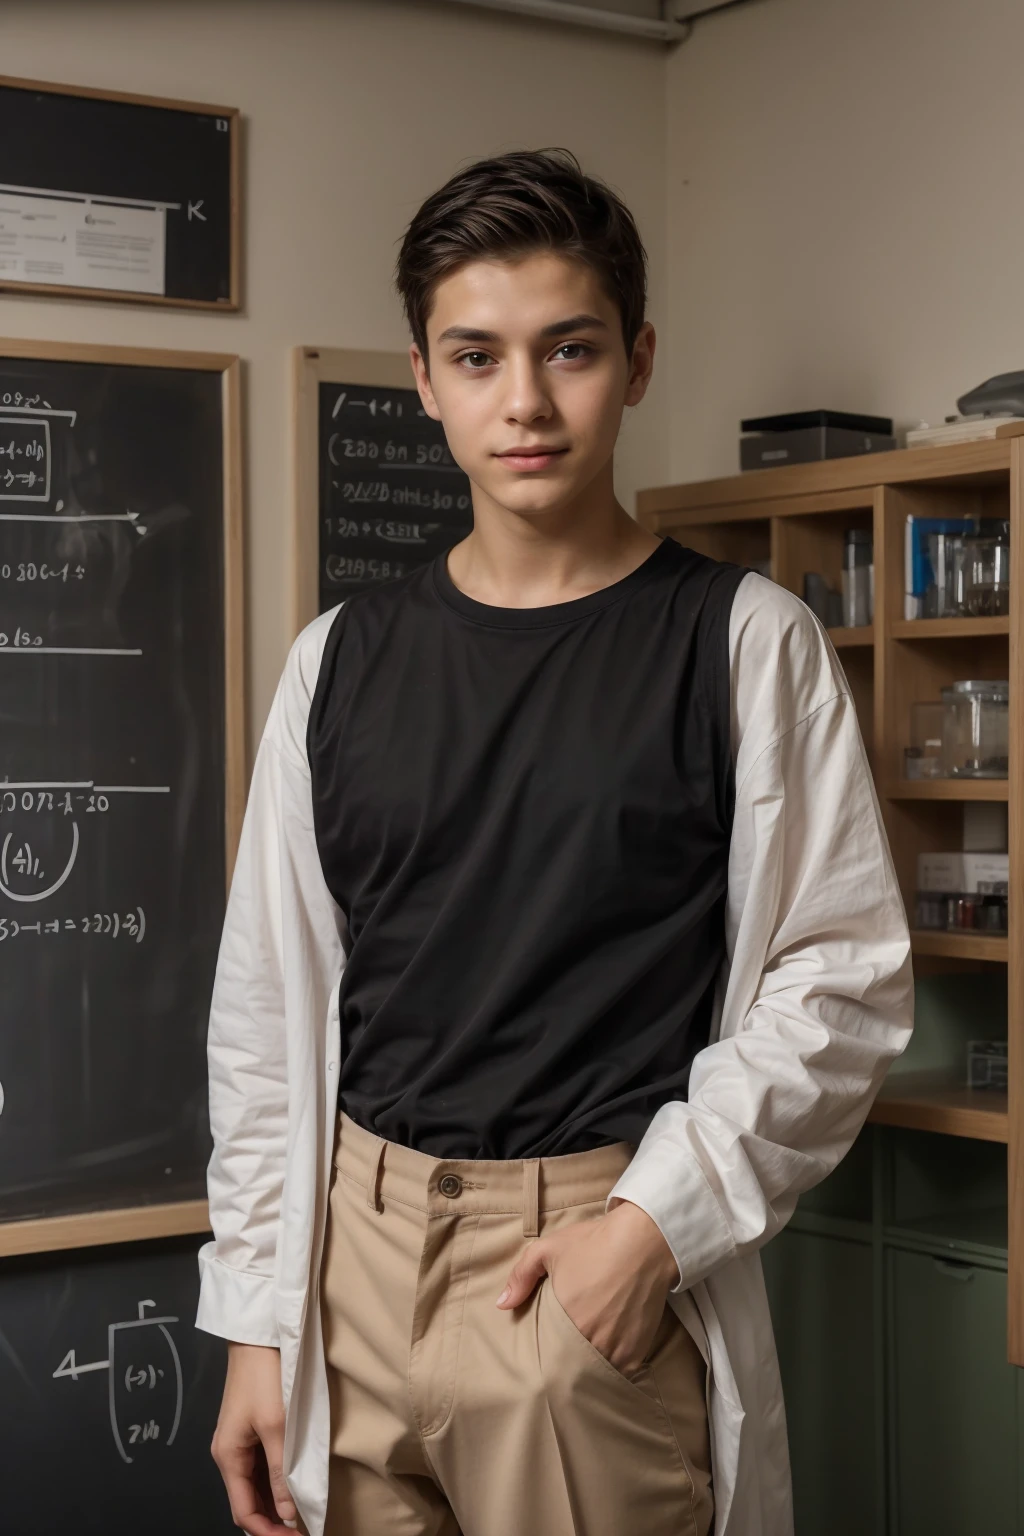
664, 0, 1024, 484
1, 0, 668, 754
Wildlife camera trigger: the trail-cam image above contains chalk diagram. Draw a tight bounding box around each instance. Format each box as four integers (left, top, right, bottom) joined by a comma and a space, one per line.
53, 1299, 184, 1464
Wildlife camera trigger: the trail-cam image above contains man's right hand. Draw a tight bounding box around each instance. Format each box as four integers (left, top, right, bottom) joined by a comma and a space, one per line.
211, 1342, 299, 1535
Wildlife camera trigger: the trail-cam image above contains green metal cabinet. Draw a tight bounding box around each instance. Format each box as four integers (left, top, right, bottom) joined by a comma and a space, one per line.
889, 1250, 1019, 1535
762, 1227, 879, 1535
762, 1122, 1021, 1534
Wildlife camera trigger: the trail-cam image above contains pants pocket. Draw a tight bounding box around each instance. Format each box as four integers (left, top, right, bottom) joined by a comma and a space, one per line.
541, 1272, 661, 1396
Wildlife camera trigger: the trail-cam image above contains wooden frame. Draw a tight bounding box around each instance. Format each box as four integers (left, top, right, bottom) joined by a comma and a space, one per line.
0, 76, 241, 311
0, 338, 245, 1256
637, 439, 1021, 1361
291, 346, 417, 636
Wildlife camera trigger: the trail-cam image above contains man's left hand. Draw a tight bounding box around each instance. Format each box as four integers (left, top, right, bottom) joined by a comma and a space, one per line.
495, 1199, 680, 1378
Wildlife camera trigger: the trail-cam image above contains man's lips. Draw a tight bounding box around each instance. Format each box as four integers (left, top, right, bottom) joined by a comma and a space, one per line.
495, 447, 569, 469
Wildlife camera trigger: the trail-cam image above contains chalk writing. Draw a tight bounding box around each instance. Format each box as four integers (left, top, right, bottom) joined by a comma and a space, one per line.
0, 907, 146, 942
0, 560, 86, 583
0, 415, 52, 502
325, 555, 406, 585
323, 516, 446, 544
53, 1299, 183, 1465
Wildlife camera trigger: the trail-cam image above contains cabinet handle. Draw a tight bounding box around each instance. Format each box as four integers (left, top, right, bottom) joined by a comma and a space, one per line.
933, 1259, 975, 1282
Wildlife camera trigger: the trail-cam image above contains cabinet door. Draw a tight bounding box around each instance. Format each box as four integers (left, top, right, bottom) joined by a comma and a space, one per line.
762, 1228, 879, 1535
890, 1250, 1017, 1535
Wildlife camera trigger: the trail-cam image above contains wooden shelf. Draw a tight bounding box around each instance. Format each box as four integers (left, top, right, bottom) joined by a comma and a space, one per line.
827, 625, 874, 648
886, 778, 1010, 801
637, 438, 1011, 522
891, 616, 1010, 639
0, 1198, 211, 1258
869, 1074, 1008, 1143
911, 929, 1009, 962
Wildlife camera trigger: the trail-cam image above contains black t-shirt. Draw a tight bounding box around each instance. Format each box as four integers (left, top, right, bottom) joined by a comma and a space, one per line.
306, 535, 746, 1159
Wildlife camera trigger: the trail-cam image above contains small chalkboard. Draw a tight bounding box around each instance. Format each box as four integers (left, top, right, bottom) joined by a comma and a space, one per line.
0, 340, 244, 1246
0, 1233, 233, 1533
292, 347, 474, 629
0, 76, 239, 309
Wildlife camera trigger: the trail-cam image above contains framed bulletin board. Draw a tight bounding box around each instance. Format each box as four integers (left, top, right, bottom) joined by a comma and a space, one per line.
291, 346, 475, 634
0, 338, 245, 1256
0, 77, 240, 309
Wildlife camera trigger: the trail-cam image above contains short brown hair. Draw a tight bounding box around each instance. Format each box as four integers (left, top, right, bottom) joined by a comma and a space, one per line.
395, 148, 647, 361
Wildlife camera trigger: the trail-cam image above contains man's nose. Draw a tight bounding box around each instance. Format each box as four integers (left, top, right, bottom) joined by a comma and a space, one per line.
502, 359, 553, 425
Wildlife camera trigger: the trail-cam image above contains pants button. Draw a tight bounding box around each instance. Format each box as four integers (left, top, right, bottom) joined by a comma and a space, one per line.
439, 1173, 462, 1198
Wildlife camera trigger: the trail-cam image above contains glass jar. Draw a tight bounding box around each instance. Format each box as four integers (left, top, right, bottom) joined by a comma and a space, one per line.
941, 679, 1009, 778
963, 527, 1011, 617
904, 700, 946, 779
841, 529, 873, 628
925, 530, 966, 617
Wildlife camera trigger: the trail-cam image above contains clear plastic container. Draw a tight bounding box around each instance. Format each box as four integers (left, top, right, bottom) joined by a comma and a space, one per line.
963, 528, 1011, 617
904, 700, 946, 779
841, 529, 873, 628
941, 679, 1009, 778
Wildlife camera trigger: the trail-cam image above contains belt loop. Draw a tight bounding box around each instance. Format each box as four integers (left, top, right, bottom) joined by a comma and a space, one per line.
366, 1136, 387, 1212
523, 1158, 540, 1239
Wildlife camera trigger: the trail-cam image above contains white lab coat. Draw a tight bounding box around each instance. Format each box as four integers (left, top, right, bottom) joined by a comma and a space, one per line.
196, 572, 913, 1536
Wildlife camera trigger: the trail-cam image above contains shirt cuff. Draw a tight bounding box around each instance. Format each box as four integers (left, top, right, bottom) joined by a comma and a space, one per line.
195, 1240, 281, 1347
604, 1132, 736, 1294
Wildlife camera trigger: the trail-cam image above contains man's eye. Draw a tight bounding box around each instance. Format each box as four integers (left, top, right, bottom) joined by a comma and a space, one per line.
460, 351, 492, 369
553, 343, 589, 361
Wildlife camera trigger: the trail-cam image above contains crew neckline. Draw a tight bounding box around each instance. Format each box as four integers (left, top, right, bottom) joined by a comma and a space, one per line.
431, 535, 675, 629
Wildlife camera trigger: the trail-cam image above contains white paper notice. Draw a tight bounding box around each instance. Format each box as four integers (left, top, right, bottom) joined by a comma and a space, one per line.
0, 192, 166, 295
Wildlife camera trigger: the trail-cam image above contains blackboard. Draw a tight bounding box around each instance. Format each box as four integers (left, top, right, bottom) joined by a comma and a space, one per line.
0, 343, 242, 1228
0, 1234, 233, 1533
0, 77, 238, 308
318, 379, 474, 611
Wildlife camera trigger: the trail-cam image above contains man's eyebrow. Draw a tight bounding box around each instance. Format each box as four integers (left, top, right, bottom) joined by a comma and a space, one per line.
539, 313, 608, 339
434, 313, 609, 346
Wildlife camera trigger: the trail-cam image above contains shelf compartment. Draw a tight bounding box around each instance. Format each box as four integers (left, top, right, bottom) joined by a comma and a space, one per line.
885, 778, 1009, 801
891, 617, 1010, 640
868, 1074, 1007, 1142
910, 930, 1008, 961
827, 624, 874, 648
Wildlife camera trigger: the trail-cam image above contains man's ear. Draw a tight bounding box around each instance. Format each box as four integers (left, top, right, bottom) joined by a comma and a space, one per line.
624, 322, 656, 409
409, 343, 442, 422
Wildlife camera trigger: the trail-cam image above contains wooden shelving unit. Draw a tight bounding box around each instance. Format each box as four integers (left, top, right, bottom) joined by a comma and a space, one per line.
828, 624, 874, 648
910, 929, 1008, 961
886, 778, 1009, 801
869, 1075, 1008, 1142
638, 436, 1021, 1362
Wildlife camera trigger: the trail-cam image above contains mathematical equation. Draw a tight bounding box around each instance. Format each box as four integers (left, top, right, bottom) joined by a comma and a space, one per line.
324, 555, 407, 585
330, 480, 471, 512
322, 516, 448, 544
0, 417, 50, 501
329, 390, 408, 419
54, 1299, 183, 1465
1, 785, 116, 814
0, 782, 169, 903
0, 907, 146, 942
0, 626, 43, 648
0, 559, 86, 584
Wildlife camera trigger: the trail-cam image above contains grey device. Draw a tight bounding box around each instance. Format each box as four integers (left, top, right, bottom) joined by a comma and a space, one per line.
957, 370, 1024, 417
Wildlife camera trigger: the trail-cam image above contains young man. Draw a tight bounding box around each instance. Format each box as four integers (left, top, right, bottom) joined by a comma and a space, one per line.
198, 149, 913, 1536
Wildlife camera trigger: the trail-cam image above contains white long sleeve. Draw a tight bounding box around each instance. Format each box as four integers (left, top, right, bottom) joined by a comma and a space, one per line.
196, 611, 348, 1346
604, 572, 914, 1290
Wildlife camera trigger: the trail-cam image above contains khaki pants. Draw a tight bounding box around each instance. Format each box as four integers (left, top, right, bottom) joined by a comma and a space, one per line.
319, 1109, 713, 1536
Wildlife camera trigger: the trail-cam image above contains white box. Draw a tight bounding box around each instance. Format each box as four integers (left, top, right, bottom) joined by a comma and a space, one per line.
917, 852, 1009, 894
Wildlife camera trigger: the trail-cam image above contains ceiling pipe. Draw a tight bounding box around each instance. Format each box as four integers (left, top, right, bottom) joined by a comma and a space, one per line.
438, 0, 754, 44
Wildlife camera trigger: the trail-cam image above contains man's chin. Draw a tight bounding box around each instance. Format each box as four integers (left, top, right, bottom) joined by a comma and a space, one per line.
479, 479, 585, 521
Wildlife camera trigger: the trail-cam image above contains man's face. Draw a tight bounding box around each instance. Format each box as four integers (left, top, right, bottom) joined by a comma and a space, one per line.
409, 250, 654, 523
